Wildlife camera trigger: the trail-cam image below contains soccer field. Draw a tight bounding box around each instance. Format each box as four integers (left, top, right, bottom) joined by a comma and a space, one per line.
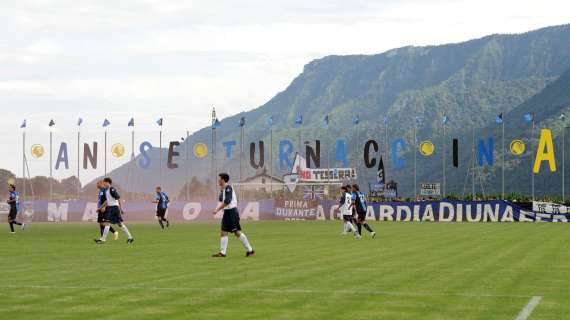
1, 221, 568, 320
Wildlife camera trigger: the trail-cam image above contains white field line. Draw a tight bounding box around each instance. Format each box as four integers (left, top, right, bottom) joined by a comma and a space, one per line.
514, 296, 542, 320
0, 284, 535, 299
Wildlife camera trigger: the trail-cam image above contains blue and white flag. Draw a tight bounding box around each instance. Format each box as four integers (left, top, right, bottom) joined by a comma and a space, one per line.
415, 116, 424, 126
77, 117, 83, 126
560, 113, 566, 121
442, 114, 449, 125
323, 115, 329, 128
102, 118, 110, 127
49, 119, 55, 127
523, 113, 534, 123
496, 113, 504, 124
128, 118, 134, 127
20, 119, 27, 128
353, 115, 360, 125
212, 118, 221, 129
267, 115, 274, 127
294, 113, 303, 127
383, 116, 389, 125
238, 117, 246, 127
156, 118, 163, 126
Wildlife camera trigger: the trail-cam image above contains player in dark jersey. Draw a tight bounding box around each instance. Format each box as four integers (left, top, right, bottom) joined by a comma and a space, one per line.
6, 184, 25, 233
96, 180, 118, 240
352, 184, 376, 238
152, 186, 170, 230
212, 173, 255, 257
95, 178, 134, 244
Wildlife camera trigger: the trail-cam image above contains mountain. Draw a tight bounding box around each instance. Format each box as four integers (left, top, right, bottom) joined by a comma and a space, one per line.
108, 23, 570, 198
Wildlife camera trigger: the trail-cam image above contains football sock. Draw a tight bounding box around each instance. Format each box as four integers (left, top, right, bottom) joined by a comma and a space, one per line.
364, 223, 374, 233
357, 223, 362, 235
345, 221, 356, 232
238, 233, 253, 252
99, 225, 104, 236
109, 227, 116, 233
121, 224, 133, 239
101, 225, 111, 241
220, 236, 229, 255
12, 220, 22, 225
158, 219, 164, 229
9, 222, 14, 232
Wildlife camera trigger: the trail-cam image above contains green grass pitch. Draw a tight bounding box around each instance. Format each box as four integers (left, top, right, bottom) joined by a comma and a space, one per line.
1, 221, 569, 319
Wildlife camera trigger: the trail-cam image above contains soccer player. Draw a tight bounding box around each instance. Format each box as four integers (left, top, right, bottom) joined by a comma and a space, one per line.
352, 184, 376, 238
6, 184, 25, 233
95, 178, 134, 244
96, 180, 118, 240
340, 186, 359, 238
152, 186, 170, 230
211, 173, 255, 257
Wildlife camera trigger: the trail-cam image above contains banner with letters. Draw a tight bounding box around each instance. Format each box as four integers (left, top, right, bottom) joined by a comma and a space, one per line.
16, 200, 570, 222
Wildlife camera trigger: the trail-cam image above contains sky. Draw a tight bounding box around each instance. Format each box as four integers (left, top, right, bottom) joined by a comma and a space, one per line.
0, 0, 568, 183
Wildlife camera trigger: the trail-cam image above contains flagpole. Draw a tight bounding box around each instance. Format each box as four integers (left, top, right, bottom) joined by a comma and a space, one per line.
385, 121, 388, 183
442, 120, 446, 197
502, 118, 505, 199
159, 129, 163, 187
77, 128, 80, 198
531, 118, 535, 202
240, 124, 244, 183
563, 126, 565, 201
413, 122, 417, 199
22, 130, 26, 201
50, 130, 53, 201
104, 129, 108, 176
472, 127, 475, 199
269, 124, 273, 195
131, 127, 135, 199
186, 130, 190, 201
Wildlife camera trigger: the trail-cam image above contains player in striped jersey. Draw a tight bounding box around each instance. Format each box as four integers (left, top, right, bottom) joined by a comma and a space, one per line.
352, 184, 376, 238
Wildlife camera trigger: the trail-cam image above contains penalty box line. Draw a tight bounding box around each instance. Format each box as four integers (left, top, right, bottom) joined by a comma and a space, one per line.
1, 284, 536, 299
514, 296, 542, 320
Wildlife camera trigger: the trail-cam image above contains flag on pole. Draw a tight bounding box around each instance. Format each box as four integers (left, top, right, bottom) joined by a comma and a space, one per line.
20, 119, 27, 128
294, 113, 303, 127
77, 118, 83, 126
238, 117, 246, 127
377, 156, 385, 186
156, 118, 163, 126
523, 113, 534, 123
415, 116, 424, 126
267, 115, 274, 127
49, 119, 55, 127
442, 114, 449, 125
128, 118, 134, 127
212, 118, 221, 129
102, 118, 110, 127
323, 115, 329, 128
496, 113, 504, 124
353, 115, 360, 125
560, 113, 566, 121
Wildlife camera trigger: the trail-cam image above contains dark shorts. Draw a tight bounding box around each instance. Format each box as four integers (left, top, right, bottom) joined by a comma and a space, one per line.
156, 208, 167, 217
97, 211, 105, 223
103, 206, 123, 225
221, 208, 241, 233
357, 211, 367, 221
8, 208, 17, 220
343, 215, 353, 222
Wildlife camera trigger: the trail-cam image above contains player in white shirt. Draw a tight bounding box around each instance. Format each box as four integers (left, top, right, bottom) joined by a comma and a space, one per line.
340, 186, 360, 238
212, 173, 255, 257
